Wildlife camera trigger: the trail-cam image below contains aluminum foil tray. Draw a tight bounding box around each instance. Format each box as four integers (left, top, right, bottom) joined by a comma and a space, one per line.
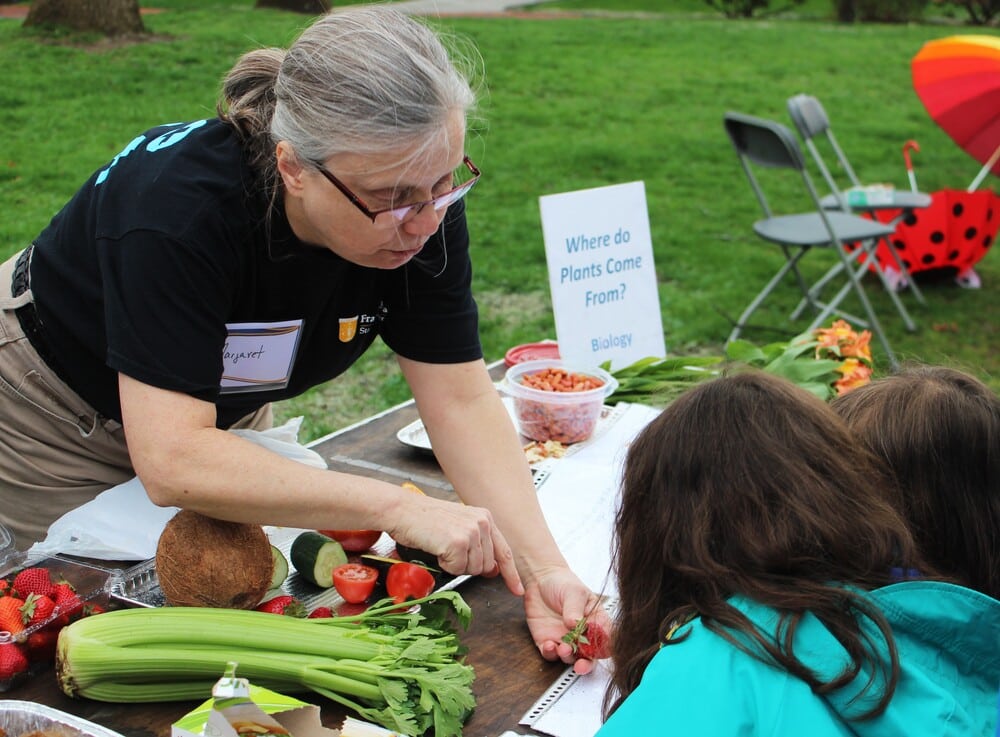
0, 700, 127, 737
110, 526, 466, 613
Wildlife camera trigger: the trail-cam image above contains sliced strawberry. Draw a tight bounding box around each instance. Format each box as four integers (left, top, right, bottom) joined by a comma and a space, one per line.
254, 595, 307, 617
12, 567, 54, 599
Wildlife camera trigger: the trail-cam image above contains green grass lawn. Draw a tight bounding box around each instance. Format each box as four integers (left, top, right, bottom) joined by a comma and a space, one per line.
1, 0, 996, 439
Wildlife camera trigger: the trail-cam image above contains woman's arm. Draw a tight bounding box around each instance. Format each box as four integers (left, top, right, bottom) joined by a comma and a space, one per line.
398, 356, 608, 669
118, 372, 512, 580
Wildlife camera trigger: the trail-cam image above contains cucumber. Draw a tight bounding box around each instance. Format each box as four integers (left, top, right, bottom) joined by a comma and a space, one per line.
290, 531, 347, 588
270, 544, 289, 590
393, 541, 439, 569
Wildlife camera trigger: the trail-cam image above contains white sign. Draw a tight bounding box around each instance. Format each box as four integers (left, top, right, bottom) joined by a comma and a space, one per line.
539, 181, 665, 370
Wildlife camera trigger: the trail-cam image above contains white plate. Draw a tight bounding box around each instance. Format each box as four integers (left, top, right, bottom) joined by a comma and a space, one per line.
396, 397, 521, 453
396, 398, 623, 459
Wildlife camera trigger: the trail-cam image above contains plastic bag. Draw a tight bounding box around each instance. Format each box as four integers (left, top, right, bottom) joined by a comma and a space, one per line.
26, 417, 327, 562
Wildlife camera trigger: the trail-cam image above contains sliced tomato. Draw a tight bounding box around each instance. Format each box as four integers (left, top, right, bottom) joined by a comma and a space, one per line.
317, 529, 383, 553
386, 561, 436, 604
331, 563, 379, 604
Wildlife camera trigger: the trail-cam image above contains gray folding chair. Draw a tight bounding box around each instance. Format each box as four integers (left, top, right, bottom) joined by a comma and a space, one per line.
786, 93, 928, 329
723, 111, 899, 368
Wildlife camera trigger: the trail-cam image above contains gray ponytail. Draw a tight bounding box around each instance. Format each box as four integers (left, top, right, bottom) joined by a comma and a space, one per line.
217, 46, 284, 178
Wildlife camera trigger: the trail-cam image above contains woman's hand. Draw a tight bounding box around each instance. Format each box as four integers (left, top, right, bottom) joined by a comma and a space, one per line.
385, 492, 521, 595
524, 566, 612, 675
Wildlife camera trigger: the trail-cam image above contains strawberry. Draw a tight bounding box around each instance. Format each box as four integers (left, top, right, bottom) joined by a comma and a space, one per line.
82, 603, 107, 617
0, 578, 10, 596
561, 617, 611, 660
0, 640, 29, 679
12, 567, 53, 599
50, 582, 83, 625
254, 595, 307, 617
20, 593, 56, 627
308, 606, 333, 619
0, 596, 26, 635
26, 627, 59, 661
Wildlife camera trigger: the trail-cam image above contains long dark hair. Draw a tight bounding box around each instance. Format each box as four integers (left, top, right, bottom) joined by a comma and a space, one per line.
832, 365, 1000, 598
608, 371, 922, 721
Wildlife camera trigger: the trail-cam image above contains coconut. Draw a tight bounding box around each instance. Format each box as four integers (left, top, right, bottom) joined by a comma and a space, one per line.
156, 509, 273, 609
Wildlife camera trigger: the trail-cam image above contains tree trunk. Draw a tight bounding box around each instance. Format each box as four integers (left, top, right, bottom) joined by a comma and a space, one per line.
834, 0, 856, 21
23, 0, 146, 36
255, 0, 332, 14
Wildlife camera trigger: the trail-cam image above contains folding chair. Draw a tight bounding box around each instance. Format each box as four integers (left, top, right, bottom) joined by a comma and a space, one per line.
786, 93, 929, 329
723, 111, 899, 367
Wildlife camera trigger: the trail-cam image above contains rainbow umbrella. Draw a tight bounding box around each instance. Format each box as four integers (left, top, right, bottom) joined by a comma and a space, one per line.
912, 35, 1000, 191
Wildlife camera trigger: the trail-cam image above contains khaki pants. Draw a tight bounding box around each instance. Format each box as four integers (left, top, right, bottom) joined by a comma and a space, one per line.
0, 249, 271, 549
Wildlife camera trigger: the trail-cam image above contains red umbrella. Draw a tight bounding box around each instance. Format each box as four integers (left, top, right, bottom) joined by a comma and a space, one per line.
912, 35, 1000, 191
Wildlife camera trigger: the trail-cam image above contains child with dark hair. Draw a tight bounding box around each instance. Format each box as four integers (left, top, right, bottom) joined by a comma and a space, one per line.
832, 365, 1000, 599
597, 371, 1000, 736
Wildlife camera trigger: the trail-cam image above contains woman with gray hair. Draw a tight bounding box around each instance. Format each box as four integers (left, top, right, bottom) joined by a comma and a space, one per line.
0, 7, 606, 672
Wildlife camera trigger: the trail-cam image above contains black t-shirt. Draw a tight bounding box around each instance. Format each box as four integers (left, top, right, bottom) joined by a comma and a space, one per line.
30, 119, 482, 428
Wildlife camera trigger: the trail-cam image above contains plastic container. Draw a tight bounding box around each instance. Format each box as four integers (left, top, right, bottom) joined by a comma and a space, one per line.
0, 525, 119, 692
500, 359, 618, 444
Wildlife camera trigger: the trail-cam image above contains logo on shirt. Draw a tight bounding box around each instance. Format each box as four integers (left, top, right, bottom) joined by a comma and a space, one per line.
339, 308, 384, 343
339, 316, 358, 342
339, 312, 381, 342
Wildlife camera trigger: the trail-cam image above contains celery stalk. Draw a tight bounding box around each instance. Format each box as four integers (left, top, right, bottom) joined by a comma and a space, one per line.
57, 590, 475, 737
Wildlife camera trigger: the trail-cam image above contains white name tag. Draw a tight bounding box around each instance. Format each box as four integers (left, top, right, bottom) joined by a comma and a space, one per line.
220, 319, 303, 393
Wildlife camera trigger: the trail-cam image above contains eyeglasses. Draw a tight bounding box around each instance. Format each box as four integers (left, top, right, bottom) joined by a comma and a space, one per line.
311, 155, 481, 227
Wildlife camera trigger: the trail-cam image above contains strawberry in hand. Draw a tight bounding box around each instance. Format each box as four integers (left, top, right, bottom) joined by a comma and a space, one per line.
561, 617, 611, 661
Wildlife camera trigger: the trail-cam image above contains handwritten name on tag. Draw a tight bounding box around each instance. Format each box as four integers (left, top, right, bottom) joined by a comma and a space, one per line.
220, 320, 303, 393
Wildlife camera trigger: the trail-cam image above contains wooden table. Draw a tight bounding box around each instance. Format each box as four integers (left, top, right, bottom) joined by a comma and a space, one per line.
16, 383, 571, 737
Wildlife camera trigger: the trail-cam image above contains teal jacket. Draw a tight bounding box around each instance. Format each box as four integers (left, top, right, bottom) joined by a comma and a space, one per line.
596, 582, 1000, 736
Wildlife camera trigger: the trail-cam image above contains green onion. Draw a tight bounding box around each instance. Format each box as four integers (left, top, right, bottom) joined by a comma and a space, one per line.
602, 355, 725, 405
57, 591, 475, 737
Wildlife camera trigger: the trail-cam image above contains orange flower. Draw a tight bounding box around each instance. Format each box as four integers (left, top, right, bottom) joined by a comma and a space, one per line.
814, 319, 855, 346
834, 358, 873, 395
840, 329, 872, 361
813, 319, 873, 363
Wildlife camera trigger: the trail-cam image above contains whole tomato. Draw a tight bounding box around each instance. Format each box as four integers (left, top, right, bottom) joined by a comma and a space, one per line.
386, 561, 436, 604
331, 563, 379, 604
317, 529, 383, 553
